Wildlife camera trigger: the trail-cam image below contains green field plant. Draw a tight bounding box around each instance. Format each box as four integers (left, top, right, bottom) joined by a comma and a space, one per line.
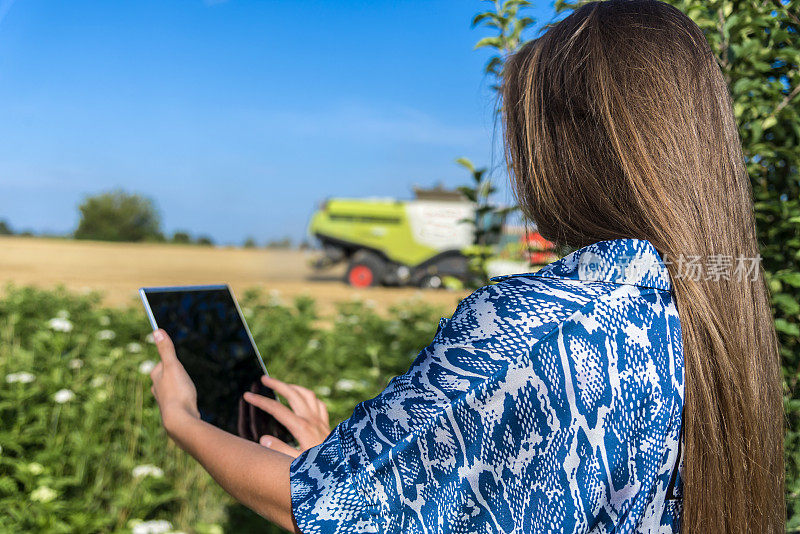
0, 285, 445, 533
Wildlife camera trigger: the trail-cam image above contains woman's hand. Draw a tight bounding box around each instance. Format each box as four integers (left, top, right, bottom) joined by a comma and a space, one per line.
149, 329, 201, 437
243, 376, 330, 458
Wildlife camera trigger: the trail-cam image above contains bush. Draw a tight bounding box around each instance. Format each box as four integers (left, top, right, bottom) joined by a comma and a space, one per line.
74, 191, 163, 243
0, 285, 444, 533
170, 231, 192, 245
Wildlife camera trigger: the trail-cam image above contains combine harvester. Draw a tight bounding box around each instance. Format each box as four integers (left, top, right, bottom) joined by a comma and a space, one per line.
307, 186, 556, 288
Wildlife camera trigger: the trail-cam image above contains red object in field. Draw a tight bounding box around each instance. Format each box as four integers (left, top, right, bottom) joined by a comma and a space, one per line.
348, 265, 374, 287
524, 232, 557, 265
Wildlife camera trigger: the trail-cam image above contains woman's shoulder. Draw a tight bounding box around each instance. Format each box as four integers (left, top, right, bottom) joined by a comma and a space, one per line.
436, 238, 679, 357
434, 273, 638, 358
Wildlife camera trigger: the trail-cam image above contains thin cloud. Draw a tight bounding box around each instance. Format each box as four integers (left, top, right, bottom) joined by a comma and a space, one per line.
0, 0, 16, 27
272, 103, 489, 149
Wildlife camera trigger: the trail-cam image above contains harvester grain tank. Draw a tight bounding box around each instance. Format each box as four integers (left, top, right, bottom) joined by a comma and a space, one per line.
308, 187, 482, 288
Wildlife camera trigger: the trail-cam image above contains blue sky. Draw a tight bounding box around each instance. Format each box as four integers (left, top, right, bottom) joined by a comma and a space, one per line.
0, 0, 557, 245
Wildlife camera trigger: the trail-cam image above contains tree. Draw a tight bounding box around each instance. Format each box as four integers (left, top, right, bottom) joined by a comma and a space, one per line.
74, 190, 163, 242
196, 235, 215, 246
473, 0, 536, 93
265, 237, 292, 249
459, 0, 537, 286
243, 237, 258, 248
456, 158, 517, 282
0, 219, 13, 235
550, 0, 799, 524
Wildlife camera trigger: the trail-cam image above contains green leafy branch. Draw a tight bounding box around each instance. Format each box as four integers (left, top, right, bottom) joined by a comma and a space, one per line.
473, 0, 536, 91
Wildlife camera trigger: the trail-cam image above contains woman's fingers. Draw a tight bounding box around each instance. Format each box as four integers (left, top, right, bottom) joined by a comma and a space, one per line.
243, 392, 308, 436
259, 435, 300, 458
317, 399, 329, 426
260, 375, 314, 416
248, 376, 332, 450
149, 361, 163, 381
293, 385, 324, 417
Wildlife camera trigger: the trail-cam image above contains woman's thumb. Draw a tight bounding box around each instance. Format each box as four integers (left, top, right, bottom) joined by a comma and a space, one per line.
153, 329, 179, 366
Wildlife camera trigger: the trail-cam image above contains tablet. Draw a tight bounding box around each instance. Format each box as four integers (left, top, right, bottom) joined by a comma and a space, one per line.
139, 284, 292, 444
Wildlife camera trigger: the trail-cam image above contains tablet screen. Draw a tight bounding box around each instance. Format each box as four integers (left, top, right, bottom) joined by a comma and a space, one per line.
140, 285, 287, 442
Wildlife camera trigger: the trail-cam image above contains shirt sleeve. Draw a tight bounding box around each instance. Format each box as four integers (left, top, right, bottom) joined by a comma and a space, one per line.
288, 286, 521, 533
289, 348, 514, 530
290, 427, 382, 533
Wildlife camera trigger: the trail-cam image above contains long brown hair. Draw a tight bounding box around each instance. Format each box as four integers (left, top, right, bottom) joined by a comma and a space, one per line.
502, 1, 784, 531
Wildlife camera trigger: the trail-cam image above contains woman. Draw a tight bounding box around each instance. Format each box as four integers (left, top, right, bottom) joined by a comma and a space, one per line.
148, 0, 785, 532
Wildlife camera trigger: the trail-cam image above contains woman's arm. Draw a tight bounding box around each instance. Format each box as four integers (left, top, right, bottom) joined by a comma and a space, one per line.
148, 329, 299, 533
165, 412, 298, 532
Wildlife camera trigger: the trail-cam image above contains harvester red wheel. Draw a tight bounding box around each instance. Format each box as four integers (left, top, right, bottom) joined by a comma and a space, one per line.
345, 251, 385, 288
348, 265, 373, 287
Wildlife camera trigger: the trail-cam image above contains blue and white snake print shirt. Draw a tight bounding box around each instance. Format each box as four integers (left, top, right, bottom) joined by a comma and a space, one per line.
290, 238, 684, 533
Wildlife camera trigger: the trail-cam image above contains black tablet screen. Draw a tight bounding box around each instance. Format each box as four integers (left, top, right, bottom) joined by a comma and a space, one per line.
141, 285, 290, 443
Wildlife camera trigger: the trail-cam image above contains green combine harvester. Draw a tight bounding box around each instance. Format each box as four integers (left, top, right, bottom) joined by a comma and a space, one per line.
307, 187, 490, 288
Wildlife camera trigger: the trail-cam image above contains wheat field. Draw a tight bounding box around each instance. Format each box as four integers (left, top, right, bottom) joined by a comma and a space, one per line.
0, 236, 467, 316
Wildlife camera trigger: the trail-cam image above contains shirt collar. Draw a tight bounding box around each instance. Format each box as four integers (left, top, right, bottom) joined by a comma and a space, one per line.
491, 238, 672, 292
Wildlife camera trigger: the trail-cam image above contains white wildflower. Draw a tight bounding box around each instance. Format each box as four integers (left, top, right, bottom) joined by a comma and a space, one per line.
30, 485, 57, 503
47, 317, 73, 333
99, 315, 110, 326
6, 372, 35, 384
126, 342, 143, 353
132, 464, 164, 479
335, 379, 358, 392
68, 358, 83, 370
138, 360, 156, 375
27, 462, 44, 475
94, 390, 109, 402
131, 520, 173, 534
145, 332, 155, 344
316, 386, 331, 397
91, 375, 108, 387
96, 329, 116, 341
53, 389, 75, 404
306, 338, 320, 350
268, 290, 283, 305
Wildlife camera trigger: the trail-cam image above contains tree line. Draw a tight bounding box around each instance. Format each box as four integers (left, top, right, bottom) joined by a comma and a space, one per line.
0, 190, 296, 249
